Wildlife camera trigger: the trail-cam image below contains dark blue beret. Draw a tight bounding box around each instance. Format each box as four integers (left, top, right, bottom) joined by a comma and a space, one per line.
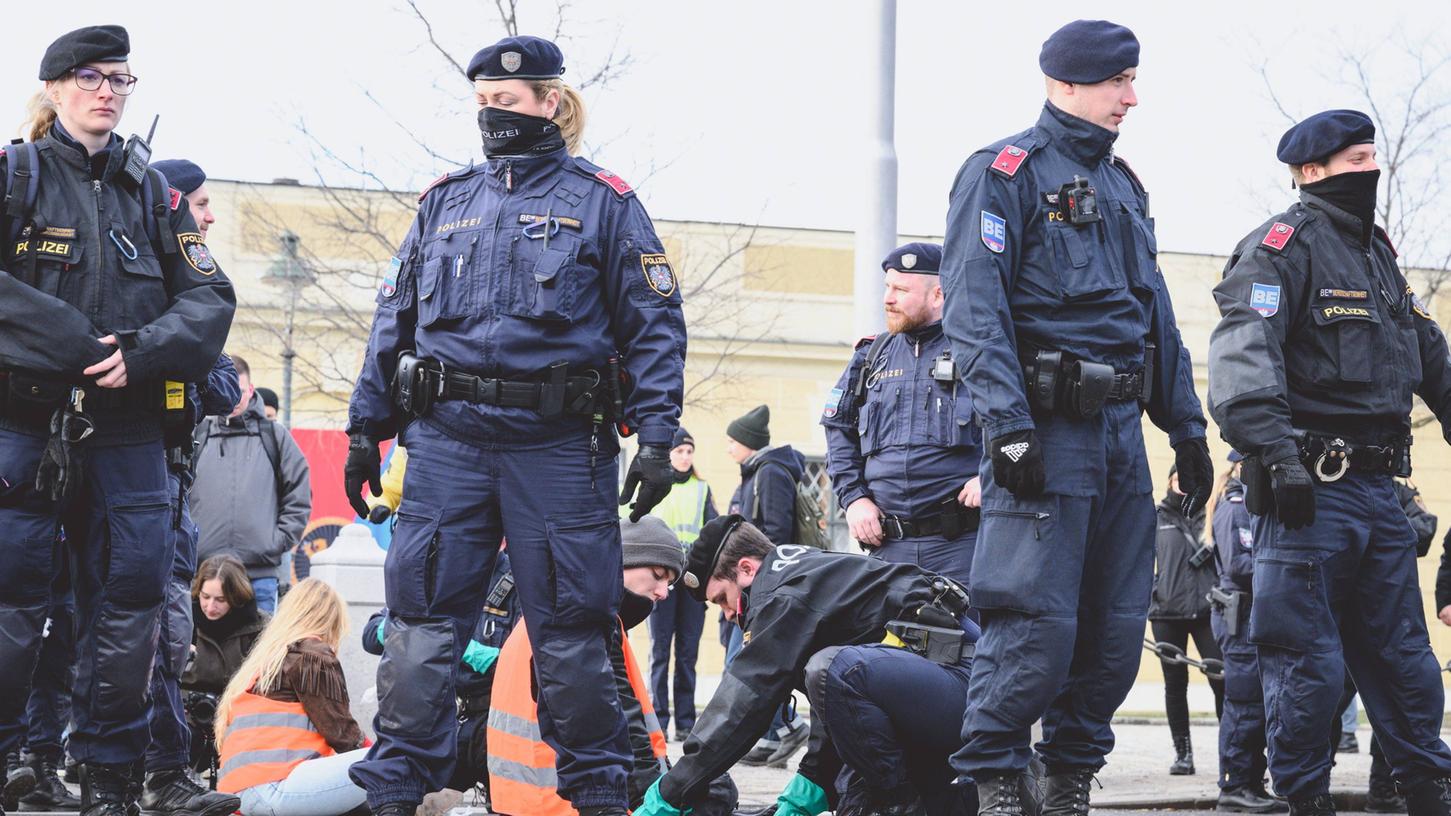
151, 159, 206, 195
40, 25, 129, 81
882, 242, 943, 275
467, 35, 564, 81
1039, 20, 1139, 84
1276, 109, 1375, 165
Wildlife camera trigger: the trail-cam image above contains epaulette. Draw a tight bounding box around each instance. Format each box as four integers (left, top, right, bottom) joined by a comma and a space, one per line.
570, 157, 636, 199
1258, 208, 1310, 254
1373, 225, 1398, 258
417, 172, 451, 203
854, 334, 877, 351
167, 187, 183, 211
989, 144, 1032, 178
416, 163, 481, 203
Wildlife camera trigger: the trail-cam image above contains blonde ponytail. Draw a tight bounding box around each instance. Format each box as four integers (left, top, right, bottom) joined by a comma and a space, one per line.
22, 89, 57, 143
533, 79, 587, 155
1203, 461, 1241, 538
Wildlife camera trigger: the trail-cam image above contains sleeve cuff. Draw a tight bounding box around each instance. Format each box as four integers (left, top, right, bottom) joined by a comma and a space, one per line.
985, 416, 1035, 440
635, 425, 674, 447
1167, 421, 1208, 447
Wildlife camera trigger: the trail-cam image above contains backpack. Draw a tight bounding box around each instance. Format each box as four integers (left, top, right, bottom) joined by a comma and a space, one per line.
191, 415, 286, 503
751, 460, 830, 550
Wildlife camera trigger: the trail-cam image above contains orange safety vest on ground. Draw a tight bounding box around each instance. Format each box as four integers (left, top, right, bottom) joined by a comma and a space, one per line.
217, 684, 336, 794
487, 620, 666, 816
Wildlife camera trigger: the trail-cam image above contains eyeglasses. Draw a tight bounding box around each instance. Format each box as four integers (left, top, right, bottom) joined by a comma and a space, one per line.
71, 67, 138, 96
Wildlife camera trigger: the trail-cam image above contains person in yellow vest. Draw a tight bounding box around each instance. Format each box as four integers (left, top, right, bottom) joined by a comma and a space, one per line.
489, 516, 737, 815
644, 428, 716, 740
215, 579, 370, 816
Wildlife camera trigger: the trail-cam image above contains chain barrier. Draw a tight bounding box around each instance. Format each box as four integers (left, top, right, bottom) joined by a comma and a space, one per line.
1143, 638, 1224, 681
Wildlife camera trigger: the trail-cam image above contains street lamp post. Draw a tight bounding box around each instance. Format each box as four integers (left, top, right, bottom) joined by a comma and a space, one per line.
261, 230, 313, 426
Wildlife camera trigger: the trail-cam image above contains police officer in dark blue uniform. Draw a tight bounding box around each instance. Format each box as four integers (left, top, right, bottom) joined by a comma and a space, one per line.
1209, 450, 1282, 814
0, 24, 236, 816
342, 35, 686, 816
939, 20, 1213, 816
1207, 109, 1451, 816
823, 242, 983, 589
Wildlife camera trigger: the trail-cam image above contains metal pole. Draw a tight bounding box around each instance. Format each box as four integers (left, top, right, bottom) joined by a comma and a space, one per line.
855, 0, 897, 338
281, 313, 294, 426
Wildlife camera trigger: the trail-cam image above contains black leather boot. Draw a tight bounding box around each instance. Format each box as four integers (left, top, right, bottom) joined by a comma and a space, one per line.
1170, 734, 1195, 775
3, 752, 36, 812
371, 803, 418, 816
1405, 777, 1451, 816
1367, 777, 1408, 813
1218, 785, 1288, 813
138, 768, 239, 816
19, 751, 79, 811
1287, 793, 1336, 816
1041, 769, 1095, 816
977, 773, 1028, 816
79, 764, 140, 816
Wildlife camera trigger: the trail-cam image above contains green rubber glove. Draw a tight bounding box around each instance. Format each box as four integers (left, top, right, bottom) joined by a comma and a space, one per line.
775, 773, 828, 816
634, 779, 689, 816
374, 617, 387, 648
461, 640, 500, 675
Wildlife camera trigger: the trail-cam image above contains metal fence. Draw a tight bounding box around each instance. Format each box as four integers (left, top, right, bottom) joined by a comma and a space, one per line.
801, 455, 852, 551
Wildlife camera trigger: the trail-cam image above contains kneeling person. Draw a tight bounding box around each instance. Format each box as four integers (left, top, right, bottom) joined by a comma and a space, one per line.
637, 516, 986, 816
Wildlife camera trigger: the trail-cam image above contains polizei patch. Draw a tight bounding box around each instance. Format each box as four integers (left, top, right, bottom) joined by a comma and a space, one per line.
177, 233, 217, 275
641, 253, 676, 297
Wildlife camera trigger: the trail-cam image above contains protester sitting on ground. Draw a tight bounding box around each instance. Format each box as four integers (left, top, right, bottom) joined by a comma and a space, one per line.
183, 555, 269, 775
216, 579, 368, 816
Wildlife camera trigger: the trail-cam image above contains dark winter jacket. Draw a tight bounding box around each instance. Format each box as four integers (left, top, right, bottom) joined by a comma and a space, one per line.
1148, 495, 1214, 620
182, 600, 268, 695
727, 445, 805, 546
1213, 479, 1256, 595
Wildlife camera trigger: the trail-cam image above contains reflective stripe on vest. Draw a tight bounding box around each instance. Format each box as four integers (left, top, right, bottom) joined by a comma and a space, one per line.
217, 688, 334, 794
486, 618, 666, 816
655, 476, 709, 547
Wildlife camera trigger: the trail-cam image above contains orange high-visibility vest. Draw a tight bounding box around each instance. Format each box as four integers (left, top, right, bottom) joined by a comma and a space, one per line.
217, 685, 335, 794
487, 620, 666, 816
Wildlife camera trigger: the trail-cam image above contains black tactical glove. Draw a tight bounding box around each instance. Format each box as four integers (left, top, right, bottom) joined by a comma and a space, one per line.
1267, 454, 1316, 530
34, 403, 94, 503
368, 504, 392, 525
344, 434, 382, 519
619, 444, 674, 522
1173, 437, 1215, 516
990, 429, 1046, 498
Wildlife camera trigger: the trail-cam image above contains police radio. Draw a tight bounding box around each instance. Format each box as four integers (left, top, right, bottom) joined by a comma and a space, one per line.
119, 115, 159, 190
1057, 175, 1100, 226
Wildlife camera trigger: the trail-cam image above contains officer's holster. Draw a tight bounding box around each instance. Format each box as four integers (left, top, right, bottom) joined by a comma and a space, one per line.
392, 351, 437, 417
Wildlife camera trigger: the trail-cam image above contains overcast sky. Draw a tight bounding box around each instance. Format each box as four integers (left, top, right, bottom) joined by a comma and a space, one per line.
6, 1, 1449, 259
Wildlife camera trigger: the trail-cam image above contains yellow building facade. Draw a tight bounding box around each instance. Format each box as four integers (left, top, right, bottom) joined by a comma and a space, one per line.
203, 178, 1451, 690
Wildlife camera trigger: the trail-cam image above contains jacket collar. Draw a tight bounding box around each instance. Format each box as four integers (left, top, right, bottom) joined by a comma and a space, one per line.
1038, 101, 1118, 166
46, 120, 124, 180
484, 145, 570, 191
1300, 192, 1372, 247
901, 320, 944, 344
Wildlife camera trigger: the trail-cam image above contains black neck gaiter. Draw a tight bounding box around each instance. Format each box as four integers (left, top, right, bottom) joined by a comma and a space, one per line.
1302, 169, 1380, 239
478, 107, 565, 158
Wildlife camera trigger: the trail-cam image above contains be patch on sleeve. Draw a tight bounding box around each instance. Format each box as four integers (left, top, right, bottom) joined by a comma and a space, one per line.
822, 387, 844, 419
177, 232, 217, 275
1250, 282, 1281, 317
980, 211, 1006, 254
640, 253, 677, 298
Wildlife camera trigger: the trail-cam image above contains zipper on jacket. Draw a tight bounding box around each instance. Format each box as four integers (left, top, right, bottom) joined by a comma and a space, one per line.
984, 509, 1050, 540
505, 161, 513, 193
92, 180, 104, 320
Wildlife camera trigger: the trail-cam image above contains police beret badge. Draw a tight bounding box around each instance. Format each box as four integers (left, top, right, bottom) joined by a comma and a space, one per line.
641, 253, 676, 297
500, 51, 522, 73
177, 232, 217, 275
901, 253, 917, 269
682, 572, 699, 589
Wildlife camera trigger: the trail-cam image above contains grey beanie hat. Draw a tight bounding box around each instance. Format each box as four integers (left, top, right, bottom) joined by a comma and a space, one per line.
620, 515, 686, 576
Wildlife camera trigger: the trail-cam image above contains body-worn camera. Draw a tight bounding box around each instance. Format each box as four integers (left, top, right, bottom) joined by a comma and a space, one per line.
1057, 175, 1101, 226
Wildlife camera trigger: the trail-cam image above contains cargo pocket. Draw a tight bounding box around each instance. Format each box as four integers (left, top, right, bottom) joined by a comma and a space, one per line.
544, 512, 623, 627
1310, 304, 1378, 386
972, 496, 1077, 615
504, 236, 577, 322
103, 491, 172, 608
0, 535, 55, 604
377, 616, 455, 738
384, 499, 444, 617
1047, 223, 1121, 301
1248, 551, 1334, 652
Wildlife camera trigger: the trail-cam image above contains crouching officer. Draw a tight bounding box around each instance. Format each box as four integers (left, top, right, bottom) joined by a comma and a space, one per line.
1208, 109, 1451, 816
634, 515, 989, 816
343, 34, 686, 816
822, 242, 983, 589
0, 24, 235, 816
939, 20, 1212, 816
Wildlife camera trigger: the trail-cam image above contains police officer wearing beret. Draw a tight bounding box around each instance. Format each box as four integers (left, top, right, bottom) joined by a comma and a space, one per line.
634, 515, 984, 816
0, 24, 235, 816
343, 35, 685, 816
822, 242, 983, 590
1207, 109, 1451, 816
939, 20, 1213, 816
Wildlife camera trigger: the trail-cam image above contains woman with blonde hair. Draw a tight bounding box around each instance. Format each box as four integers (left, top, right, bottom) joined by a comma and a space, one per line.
216, 579, 368, 816
342, 32, 686, 816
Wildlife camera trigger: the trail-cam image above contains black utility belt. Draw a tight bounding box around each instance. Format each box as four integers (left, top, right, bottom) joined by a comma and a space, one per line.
1296, 431, 1410, 481
880, 499, 980, 541
1022, 345, 1154, 419
0, 370, 163, 417
392, 352, 605, 419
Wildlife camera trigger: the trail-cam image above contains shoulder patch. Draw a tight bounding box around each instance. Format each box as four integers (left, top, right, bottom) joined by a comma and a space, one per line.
1408, 284, 1434, 320
168, 187, 183, 211
1260, 222, 1296, 252
1250, 282, 1282, 317
177, 232, 218, 276
594, 169, 633, 197
854, 334, 878, 351
417, 172, 451, 203
990, 144, 1030, 178
822, 387, 845, 419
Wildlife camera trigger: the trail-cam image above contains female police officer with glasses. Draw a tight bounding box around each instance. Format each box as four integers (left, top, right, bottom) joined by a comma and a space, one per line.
343, 34, 686, 816
0, 24, 235, 816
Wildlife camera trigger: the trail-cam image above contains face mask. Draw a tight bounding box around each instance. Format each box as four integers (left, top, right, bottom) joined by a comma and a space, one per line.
477, 106, 564, 158
1301, 168, 1380, 229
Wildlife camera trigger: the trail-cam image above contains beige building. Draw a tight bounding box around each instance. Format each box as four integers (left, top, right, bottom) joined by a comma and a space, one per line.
204, 178, 1451, 693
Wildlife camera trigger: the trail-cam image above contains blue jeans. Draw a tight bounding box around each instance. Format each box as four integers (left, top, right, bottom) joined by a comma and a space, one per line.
648, 588, 705, 734
239, 747, 368, 816
252, 577, 279, 615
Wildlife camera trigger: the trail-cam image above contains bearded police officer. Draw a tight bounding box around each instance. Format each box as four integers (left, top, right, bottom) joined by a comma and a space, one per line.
634, 515, 985, 816
939, 20, 1212, 816
1207, 109, 1451, 816
822, 243, 982, 590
